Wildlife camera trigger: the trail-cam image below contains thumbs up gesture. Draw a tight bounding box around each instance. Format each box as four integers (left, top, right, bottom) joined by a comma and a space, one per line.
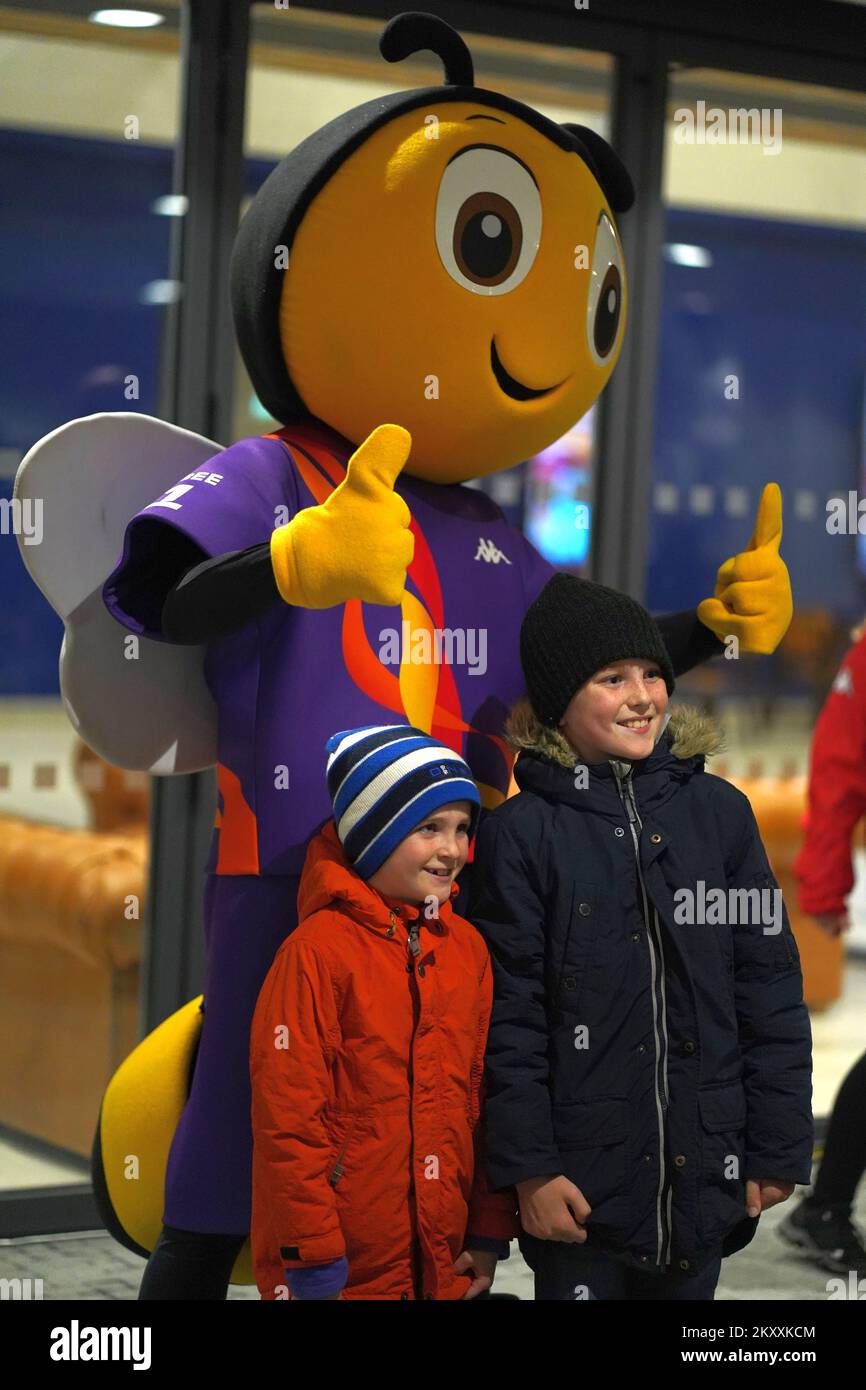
270, 424, 415, 609
697, 483, 793, 653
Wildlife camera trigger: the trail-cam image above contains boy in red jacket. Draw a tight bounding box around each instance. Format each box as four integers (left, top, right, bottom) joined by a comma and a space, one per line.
250, 724, 517, 1300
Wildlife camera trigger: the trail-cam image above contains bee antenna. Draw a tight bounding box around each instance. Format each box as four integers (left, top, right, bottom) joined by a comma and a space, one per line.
380, 11, 474, 88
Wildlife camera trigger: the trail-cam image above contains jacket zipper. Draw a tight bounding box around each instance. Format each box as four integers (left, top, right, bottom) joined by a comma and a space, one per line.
405, 915, 423, 1298
328, 917, 424, 1196
611, 762, 672, 1268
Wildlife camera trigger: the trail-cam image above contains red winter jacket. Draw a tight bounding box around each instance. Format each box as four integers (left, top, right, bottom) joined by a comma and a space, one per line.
249, 818, 518, 1301
793, 634, 866, 916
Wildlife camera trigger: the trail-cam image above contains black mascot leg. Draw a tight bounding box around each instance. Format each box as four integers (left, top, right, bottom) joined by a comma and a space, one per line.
138, 1224, 246, 1300
812, 1048, 866, 1205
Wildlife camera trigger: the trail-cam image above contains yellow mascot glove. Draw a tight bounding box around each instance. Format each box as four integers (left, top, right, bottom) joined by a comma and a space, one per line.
696, 482, 793, 654
270, 423, 414, 609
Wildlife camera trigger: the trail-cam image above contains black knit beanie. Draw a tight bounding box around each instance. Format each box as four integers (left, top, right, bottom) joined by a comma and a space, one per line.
520, 575, 676, 727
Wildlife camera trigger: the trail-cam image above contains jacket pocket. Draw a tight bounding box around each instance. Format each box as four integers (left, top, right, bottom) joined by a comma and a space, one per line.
697, 1081, 748, 1245
746, 871, 798, 974
552, 1096, 630, 1221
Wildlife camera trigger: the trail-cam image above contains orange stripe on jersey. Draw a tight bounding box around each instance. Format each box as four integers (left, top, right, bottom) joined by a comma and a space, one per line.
268, 430, 346, 505
342, 599, 403, 711
300, 443, 343, 489
215, 762, 260, 874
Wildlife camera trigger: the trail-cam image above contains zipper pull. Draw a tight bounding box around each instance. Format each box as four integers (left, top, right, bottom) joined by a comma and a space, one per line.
407, 920, 427, 976
620, 768, 639, 824
328, 1128, 354, 1186
612, 762, 641, 834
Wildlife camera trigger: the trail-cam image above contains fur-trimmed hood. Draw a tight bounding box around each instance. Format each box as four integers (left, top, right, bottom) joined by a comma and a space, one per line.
504, 696, 725, 771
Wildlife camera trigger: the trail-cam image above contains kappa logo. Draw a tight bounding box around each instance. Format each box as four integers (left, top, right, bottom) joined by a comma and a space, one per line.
833, 667, 854, 696
474, 537, 512, 565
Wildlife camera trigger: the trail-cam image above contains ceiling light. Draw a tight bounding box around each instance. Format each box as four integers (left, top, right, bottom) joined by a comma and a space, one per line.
89, 9, 165, 28
139, 280, 182, 305
663, 243, 713, 269
150, 195, 189, 217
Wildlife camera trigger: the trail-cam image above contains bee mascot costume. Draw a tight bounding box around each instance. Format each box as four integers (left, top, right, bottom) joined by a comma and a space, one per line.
15, 11, 792, 1298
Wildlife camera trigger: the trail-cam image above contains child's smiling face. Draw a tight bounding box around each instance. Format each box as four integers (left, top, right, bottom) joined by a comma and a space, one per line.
558, 659, 669, 765
368, 802, 473, 907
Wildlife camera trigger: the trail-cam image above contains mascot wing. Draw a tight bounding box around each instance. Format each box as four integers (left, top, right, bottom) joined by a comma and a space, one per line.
14, 412, 221, 774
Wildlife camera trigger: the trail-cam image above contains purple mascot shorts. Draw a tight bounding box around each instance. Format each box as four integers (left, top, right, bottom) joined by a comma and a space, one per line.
162, 873, 300, 1234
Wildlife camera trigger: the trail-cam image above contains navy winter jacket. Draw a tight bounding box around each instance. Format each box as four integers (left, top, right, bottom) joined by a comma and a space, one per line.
468, 701, 813, 1278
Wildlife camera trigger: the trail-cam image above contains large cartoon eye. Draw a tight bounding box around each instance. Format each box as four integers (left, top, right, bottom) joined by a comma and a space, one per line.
586, 212, 624, 364
435, 146, 541, 296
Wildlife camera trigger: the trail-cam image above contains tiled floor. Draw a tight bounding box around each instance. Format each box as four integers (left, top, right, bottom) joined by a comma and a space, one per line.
1, 1184, 862, 1302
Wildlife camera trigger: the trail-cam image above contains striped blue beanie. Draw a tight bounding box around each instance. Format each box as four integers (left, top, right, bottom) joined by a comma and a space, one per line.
325, 725, 482, 881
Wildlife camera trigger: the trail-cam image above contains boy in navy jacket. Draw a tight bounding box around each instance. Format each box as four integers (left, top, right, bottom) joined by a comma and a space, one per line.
469, 575, 813, 1300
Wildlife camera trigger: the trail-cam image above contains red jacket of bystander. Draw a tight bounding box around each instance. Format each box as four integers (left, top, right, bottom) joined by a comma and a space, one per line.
794, 633, 866, 916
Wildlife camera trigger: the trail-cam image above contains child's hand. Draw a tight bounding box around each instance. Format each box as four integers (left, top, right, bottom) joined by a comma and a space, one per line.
516, 1175, 591, 1242
812, 911, 849, 938
455, 1248, 497, 1298
746, 1177, 795, 1217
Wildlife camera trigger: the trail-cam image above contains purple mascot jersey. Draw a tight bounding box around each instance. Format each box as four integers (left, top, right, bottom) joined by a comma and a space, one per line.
105, 417, 554, 878
101, 416, 554, 1233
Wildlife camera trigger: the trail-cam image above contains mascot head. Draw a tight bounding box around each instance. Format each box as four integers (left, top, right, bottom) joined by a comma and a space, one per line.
231, 10, 633, 483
